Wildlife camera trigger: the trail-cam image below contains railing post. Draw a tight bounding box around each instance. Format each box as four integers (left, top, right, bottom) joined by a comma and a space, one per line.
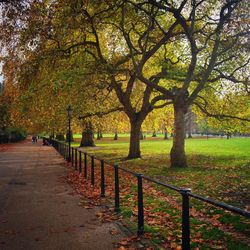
71, 148, 74, 167
180, 188, 191, 250
65, 144, 68, 159
114, 164, 120, 213
91, 156, 95, 186
84, 153, 87, 178
64, 144, 67, 159
79, 151, 82, 173
100, 160, 105, 197
75, 148, 77, 170
137, 174, 144, 236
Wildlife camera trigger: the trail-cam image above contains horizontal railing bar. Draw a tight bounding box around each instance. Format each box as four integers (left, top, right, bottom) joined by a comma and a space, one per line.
119, 166, 138, 176
102, 160, 116, 167
142, 175, 181, 192
189, 193, 250, 218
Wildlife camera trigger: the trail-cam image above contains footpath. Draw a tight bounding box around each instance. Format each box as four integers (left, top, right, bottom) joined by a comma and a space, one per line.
0, 139, 132, 250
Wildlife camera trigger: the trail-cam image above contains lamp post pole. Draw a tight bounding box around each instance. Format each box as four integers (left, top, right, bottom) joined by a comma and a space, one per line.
67, 106, 73, 162
68, 116, 71, 161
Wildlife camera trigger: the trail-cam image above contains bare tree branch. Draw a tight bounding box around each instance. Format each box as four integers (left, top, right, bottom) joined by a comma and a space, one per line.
78, 107, 124, 120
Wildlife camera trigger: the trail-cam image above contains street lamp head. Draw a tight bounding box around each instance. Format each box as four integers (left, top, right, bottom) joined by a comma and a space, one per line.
66, 105, 73, 119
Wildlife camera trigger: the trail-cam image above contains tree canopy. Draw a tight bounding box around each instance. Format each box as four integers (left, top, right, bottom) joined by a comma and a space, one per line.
0, 0, 249, 167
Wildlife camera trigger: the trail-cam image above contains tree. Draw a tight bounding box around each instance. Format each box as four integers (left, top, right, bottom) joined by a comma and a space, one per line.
117, 0, 249, 167
37, 0, 170, 158
196, 92, 250, 137
1, 0, 249, 168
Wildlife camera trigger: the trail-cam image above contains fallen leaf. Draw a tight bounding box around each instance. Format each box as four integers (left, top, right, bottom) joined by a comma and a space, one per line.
83, 206, 92, 209
170, 242, 177, 248
110, 229, 120, 235
119, 240, 129, 246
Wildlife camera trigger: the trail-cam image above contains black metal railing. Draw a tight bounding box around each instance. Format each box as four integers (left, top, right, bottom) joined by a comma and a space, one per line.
44, 137, 250, 250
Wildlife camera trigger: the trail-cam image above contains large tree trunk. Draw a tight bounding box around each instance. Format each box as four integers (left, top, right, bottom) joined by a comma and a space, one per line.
186, 107, 193, 138
170, 104, 187, 167
128, 120, 143, 159
80, 122, 95, 147
164, 127, 168, 140
114, 132, 118, 140
139, 130, 144, 140
55, 133, 65, 141
97, 130, 101, 140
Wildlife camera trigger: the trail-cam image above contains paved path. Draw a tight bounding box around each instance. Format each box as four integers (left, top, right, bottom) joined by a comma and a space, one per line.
0, 139, 128, 250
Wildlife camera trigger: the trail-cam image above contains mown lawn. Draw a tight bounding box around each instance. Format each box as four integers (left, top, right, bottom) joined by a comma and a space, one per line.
72, 136, 250, 207
70, 136, 250, 249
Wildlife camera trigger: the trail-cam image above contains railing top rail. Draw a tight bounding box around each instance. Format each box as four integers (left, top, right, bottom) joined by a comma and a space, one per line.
189, 193, 250, 218
46, 137, 250, 220
102, 159, 114, 167
119, 166, 138, 176
142, 175, 181, 192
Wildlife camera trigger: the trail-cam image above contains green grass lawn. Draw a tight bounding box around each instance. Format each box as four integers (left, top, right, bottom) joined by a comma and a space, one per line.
72, 136, 250, 208
69, 136, 250, 249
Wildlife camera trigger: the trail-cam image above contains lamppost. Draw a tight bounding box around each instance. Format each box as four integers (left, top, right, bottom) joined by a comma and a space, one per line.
66, 106, 73, 162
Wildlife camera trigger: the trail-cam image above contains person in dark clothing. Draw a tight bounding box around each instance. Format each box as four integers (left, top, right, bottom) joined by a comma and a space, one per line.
32, 136, 36, 144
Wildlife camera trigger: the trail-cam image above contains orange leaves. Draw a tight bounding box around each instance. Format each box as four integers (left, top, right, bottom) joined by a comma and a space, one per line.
170, 242, 181, 249
118, 239, 130, 246
116, 235, 142, 249
109, 229, 120, 235
95, 209, 121, 223
64, 162, 250, 250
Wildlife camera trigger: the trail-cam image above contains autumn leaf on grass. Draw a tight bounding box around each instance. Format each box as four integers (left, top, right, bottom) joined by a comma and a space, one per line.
118, 235, 141, 247
143, 232, 152, 239
110, 229, 120, 235
130, 216, 136, 223
116, 247, 136, 250
116, 247, 127, 250
127, 235, 140, 242
211, 214, 221, 220
118, 239, 130, 246
96, 212, 104, 217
